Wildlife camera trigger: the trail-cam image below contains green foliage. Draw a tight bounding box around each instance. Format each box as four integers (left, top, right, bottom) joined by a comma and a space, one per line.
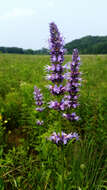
0, 47, 49, 55
65, 35, 107, 54
65, 137, 107, 190
0, 54, 107, 189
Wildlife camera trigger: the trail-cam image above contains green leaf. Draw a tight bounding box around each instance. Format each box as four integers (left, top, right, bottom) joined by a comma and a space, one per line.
0, 178, 4, 190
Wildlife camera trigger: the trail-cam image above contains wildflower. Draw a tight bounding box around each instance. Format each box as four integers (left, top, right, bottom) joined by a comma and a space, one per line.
48, 131, 79, 145
34, 86, 44, 111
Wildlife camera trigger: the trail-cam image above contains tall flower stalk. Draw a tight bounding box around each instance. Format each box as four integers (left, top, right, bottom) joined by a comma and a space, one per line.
46, 23, 80, 190
46, 22, 66, 110
33, 23, 81, 190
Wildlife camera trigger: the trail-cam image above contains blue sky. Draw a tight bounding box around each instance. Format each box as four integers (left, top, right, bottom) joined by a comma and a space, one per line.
0, 0, 107, 49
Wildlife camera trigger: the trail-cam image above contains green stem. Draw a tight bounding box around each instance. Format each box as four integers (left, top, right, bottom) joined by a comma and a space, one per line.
61, 145, 64, 190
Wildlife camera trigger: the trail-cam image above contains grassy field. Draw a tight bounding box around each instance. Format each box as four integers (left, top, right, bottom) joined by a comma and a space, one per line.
0, 54, 107, 189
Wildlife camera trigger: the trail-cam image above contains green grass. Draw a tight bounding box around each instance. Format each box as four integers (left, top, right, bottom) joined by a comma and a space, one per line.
0, 54, 107, 100
0, 54, 107, 189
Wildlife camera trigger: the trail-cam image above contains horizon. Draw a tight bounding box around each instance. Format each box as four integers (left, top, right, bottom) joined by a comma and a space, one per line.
0, 35, 107, 51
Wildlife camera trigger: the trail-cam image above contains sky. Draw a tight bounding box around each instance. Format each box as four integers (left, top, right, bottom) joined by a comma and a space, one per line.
0, 0, 107, 50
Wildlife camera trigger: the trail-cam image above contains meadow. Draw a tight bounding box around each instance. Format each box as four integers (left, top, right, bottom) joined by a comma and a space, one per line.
0, 54, 107, 190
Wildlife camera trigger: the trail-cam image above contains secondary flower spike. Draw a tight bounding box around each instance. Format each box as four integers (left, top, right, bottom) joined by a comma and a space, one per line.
34, 86, 44, 108
63, 48, 81, 121
48, 131, 79, 145
33, 86, 44, 125
66, 48, 81, 109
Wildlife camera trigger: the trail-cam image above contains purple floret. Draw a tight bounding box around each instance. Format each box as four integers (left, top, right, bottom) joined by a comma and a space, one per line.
36, 120, 44, 126
62, 113, 79, 121
48, 131, 79, 145
48, 101, 60, 110
36, 107, 45, 112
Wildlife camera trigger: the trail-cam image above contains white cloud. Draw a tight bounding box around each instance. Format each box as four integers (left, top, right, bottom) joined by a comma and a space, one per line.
0, 8, 36, 20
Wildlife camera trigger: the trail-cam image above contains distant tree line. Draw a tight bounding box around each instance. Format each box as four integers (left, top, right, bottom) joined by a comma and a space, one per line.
65, 35, 107, 54
0, 36, 107, 55
0, 47, 49, 55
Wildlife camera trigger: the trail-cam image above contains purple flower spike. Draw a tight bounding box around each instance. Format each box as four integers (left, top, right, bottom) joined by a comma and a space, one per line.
46, 23, 66, 113
62, 48, 81, 120
48, 131, 79, 145
34, 86, 44, 112
47, 22, 65, 99
34, 86, 43, 105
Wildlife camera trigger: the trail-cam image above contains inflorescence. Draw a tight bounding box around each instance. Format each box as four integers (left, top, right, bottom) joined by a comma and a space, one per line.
62, 48, 81, 121
34, 86, 44, 125
46, 22, 66, 111
34, 22, 81, 144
